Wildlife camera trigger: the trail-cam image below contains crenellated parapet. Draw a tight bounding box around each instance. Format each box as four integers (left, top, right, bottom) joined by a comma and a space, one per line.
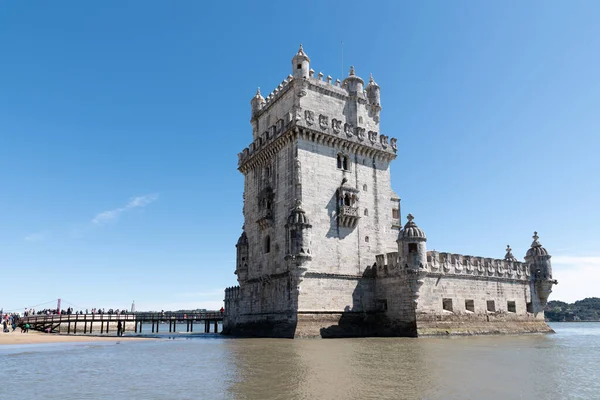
239, 45, 397, 173
224, 286, 240, 299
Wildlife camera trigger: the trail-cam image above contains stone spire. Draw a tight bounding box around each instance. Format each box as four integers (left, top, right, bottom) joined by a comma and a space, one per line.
504, 245, 517, 262
342, 65, 364, 95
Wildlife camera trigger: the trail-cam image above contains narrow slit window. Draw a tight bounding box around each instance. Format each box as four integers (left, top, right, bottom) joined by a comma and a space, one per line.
337, 154, 342, 169
264, 236, 271, 254
342, 156, 348, 171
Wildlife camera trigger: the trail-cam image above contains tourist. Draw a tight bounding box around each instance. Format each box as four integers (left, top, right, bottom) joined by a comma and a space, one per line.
117, 320, 123, 337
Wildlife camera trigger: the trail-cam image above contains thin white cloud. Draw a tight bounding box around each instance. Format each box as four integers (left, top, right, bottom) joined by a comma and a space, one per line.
552, 255, 600, 303
92, 194, 159, 225
24, 232, 46, 241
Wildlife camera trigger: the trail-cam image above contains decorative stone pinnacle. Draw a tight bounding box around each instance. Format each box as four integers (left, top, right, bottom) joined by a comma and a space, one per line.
349, 66, 355, 76
506, 245, 512, 253
407, 213, 414, 222
294, 199, 302, 208
297, 44, 306, 56
533, 231, 539, 241
256, 87, 260, 96
370, 73, 374, 83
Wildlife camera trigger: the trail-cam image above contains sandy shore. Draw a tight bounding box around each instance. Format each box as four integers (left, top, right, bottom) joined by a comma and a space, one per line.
0, 329, 153, 345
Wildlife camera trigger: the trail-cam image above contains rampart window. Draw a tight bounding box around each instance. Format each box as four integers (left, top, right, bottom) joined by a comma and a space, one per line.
487, 300, 496, 312
392, 208, 400, 219
408, 243, 418, 253
337, 154, 350, 171
507, 301, 516, 313
526, 302, 533, 313
443, 298, 453, 312
465, 299, 475, 312
264, 236, 271, 254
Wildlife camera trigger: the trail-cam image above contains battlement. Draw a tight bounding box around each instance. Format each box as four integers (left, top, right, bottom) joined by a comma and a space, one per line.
224, 286, 240, 299
374, 251, 530, 281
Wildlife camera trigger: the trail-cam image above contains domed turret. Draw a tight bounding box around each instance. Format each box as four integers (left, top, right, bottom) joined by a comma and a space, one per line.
397, 214, 427, 269
525, 232, 549, 258
366, 73, 381, 106
235, 230, 249, 283
342, 66, 364, 95
250, 87, 265, 117
292, 44, 310, 79
524, 231, 556, 310
285, 200, 312, 260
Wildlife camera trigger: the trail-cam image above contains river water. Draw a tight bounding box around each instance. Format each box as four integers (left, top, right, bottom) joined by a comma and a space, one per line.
1, 322, 597, 400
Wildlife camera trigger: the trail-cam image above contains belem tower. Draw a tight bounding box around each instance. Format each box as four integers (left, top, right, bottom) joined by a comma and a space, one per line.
222, 46, 558, 338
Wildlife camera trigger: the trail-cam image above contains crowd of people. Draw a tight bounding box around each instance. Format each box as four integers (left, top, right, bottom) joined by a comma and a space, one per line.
2, 313, 28, 333
22, 307, 131, 316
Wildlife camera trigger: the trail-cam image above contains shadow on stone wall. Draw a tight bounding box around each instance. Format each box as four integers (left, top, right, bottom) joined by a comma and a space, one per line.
318, 266, 417, 338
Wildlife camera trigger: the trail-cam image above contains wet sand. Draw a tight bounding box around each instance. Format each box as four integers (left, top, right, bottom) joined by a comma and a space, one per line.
0, 330, 153, 345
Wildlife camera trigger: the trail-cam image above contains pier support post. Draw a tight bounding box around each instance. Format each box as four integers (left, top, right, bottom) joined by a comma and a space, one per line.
101, 321, 104, 334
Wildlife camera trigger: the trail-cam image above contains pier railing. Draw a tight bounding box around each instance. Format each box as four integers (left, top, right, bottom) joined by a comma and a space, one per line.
20, 312, 223, 335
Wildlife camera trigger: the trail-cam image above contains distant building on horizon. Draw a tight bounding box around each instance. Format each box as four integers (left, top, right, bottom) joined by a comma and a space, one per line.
223, 46, 557, 338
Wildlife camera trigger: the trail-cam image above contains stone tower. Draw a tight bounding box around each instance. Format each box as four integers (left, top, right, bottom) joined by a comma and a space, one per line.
224, 46, 399, 337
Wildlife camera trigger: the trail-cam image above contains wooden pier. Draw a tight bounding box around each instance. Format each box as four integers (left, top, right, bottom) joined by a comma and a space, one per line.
20, 312, 223, 335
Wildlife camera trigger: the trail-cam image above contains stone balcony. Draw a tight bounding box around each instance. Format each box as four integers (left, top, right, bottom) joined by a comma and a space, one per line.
256, 209, 273, 230
339, 205, 359, 228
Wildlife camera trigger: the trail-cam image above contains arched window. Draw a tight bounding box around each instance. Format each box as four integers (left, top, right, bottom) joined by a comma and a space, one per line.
264, 236, 271, 254
342, 156, 348, 171
337, 154, 342, 169
364, 209, 368, 216
344, 194, 351, 206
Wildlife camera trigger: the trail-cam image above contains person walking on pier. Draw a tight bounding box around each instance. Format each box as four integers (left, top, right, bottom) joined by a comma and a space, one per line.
117, 320, 123, 337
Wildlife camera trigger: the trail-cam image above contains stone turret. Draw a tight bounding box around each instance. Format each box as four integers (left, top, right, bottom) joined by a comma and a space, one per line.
285, 200, 312, 262
398, 214, 427, 305
292, 44, 310, 79
398, 214, 427, 270
235, 231, 249, 283
251, 88, 265, 117
342, 66, 364, 95
525, 232, 557, 310
366, 73, 381, 121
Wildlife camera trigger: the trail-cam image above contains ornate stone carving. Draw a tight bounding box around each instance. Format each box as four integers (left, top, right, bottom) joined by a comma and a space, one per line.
344, 123, 354, 137
356, 127, 365, 141
319, 114, 329, 130
390, 138, 397, 150
298, 89, 307, 97
380, 135, 389, 148
455, 256, 463, 273
368, 131, 377, 143
331, 119, 341, 134
465, 257, 473, 273
304, 110, 314, 125
443, 254, 451, 273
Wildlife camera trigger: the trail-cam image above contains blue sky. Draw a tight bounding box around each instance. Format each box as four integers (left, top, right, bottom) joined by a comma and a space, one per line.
1, 1, 598, 312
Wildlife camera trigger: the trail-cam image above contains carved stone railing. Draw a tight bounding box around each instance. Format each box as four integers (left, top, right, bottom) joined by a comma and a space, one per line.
426, 251, 529, 280
339, 206, 359, 228
373, 251, 530, 281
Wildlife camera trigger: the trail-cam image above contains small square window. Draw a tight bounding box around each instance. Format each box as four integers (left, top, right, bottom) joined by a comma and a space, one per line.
487, 300, 496, 312
297, 64, 302, 70
443, 298, 453, 312
408, 243, 417, 253
392, 208, 399, 219
526, 302, 533, 313
465, 299, 475, 312
507, 301, 516, 313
